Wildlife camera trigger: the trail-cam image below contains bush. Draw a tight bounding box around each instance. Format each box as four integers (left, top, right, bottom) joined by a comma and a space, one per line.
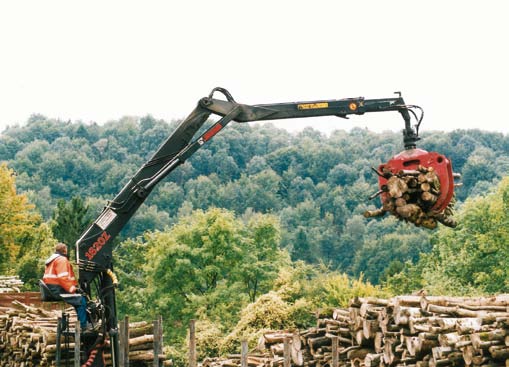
220, 292, 295, 354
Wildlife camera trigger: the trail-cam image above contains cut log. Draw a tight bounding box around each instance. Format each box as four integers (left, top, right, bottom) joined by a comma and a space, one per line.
488, 345, 509, 360
364, 353, 382, 367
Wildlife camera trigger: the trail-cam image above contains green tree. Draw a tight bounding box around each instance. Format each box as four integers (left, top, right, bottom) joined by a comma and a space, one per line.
12, 140, 50, 173
220, 170, 282, 214
308, 272, 388, 309
184, 175, 220, 210
150, 181, 185, 214
51, 196, 91, 254
238, 213, 288, 302
146, 208, 246, 337
138, 208, 284, 339
351, 217, 431, 284
327, 163, 358, 187
115, 237, 152, 319
0, 135, 21, 160
16, 223, 55, 289
246, 156, 269, 175
386, 177, 509, 295
280, 200, 322, 263
335, 215, 366, 272
123, 205, 171, 239
460, 147, 498, 200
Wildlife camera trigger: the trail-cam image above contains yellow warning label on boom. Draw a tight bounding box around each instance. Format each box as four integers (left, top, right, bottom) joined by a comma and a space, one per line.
297, 102, 329, 110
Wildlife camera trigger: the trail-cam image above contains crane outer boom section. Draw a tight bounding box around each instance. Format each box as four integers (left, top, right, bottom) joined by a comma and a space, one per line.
76, 91, 411, 285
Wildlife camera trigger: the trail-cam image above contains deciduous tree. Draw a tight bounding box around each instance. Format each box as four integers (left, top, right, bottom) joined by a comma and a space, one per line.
0, 163, 53, 287
0, 163, 41, 273
131, 208, 284, 339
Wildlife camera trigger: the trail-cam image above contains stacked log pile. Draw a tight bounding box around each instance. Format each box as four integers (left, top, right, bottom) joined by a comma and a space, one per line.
364, 166, 457, 229
0, 301, 167, 366
0, 301, 64, 366
202, 295, 509, 367
105, 321, 168, 365
0, 276, 24, 293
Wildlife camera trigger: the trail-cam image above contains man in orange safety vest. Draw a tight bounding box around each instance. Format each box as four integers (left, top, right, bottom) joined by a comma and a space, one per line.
43, 242, 89, 329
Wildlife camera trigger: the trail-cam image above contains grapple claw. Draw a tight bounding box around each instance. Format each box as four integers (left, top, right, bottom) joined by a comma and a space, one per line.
366, 148, 457, 229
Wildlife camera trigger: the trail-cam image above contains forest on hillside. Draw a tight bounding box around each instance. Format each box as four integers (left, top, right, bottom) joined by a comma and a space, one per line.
2, 115, 509, 360
1, 115, 507, 280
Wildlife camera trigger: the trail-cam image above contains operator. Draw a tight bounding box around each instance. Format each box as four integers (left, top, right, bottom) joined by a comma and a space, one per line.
43, 242, 89, 330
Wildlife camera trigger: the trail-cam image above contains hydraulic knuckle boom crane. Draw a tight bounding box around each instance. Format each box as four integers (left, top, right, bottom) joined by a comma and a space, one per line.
73, 88, 457, 366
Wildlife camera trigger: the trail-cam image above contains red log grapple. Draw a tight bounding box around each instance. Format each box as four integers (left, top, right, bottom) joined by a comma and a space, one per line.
378, 148, 455, 213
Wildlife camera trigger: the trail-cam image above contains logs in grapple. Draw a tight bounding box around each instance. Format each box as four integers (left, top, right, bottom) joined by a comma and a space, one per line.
364, 147, 458, 229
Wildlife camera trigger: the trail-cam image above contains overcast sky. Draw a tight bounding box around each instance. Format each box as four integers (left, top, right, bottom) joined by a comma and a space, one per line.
0, 1, 507, 136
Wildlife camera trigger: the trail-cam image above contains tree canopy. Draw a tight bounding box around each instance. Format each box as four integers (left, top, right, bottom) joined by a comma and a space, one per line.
3, 116, 509, 285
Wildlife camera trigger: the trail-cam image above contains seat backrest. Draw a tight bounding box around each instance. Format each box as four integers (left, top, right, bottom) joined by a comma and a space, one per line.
39, 280, 62, 302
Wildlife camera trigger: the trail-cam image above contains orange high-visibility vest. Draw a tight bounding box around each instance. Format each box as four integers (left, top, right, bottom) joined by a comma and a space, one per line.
43, 254, 78, 293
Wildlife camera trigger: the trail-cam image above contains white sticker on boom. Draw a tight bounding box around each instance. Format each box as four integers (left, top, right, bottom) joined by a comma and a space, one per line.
96, 209, 117, 230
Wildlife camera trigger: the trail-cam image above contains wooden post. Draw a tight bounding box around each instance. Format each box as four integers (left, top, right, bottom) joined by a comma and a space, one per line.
189, 319, 197, 367
283, 337, 291, 367
75, 321, 81, 367
241, 340, 248, 367
331, 335, 339, 367
119, 318, 124, 367
119, 316, 129, 367
153, 315, 163, 367
56, 316, 62, 367
124, 316, 130, 367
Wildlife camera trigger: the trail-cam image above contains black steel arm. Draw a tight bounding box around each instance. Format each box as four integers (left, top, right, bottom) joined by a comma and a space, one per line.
77, 90, 419, 275
203, 88, 418, 147
74, 87, 421, 367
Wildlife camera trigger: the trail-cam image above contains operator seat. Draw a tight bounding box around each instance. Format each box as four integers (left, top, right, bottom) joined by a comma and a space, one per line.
39, 279, 82, 304
39, 279, 61, 301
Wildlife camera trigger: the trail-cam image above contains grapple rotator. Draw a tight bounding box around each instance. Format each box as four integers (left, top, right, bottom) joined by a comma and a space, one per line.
364, 102, 459, 229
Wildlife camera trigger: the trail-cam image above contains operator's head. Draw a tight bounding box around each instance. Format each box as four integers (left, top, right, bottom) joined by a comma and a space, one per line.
55, 242, 68, 256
